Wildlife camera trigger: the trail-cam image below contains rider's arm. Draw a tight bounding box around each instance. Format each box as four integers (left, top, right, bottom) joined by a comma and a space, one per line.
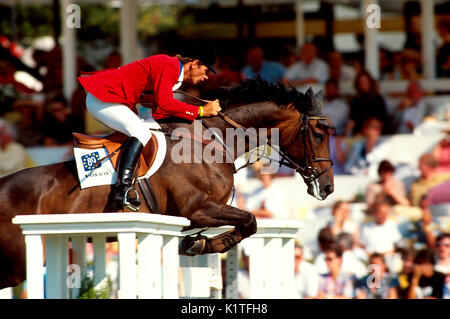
150, 57, 199, 121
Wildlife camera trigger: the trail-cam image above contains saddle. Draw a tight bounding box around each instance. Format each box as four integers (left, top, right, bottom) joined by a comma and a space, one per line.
72, 132, 159, 178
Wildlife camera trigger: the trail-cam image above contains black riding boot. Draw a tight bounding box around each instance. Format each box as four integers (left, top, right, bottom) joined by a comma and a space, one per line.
110, 137, 143, 211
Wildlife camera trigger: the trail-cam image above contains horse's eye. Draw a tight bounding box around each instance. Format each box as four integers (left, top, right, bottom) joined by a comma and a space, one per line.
314, 132, 324, 143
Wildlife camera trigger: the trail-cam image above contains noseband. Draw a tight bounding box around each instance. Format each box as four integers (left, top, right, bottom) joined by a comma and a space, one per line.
277, 114, 334, 184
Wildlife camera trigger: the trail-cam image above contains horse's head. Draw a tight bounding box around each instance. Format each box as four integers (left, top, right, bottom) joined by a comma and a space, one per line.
217, 78, 335, 200
278, 87, 335, 200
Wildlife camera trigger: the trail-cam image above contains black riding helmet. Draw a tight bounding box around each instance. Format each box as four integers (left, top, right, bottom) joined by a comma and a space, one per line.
183, 42, 217, 74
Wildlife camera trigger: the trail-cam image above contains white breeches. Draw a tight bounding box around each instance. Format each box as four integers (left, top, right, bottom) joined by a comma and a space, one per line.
86, 93, 152, 146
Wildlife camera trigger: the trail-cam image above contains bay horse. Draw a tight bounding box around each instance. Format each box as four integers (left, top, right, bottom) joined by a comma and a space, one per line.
0, 79, 334, 289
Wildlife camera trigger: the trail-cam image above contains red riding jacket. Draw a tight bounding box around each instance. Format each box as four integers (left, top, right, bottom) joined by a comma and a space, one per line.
78, 54, 199, 121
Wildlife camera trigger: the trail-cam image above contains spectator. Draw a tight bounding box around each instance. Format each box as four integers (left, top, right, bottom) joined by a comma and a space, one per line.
347, 70, 390, 135
408, 249, 446, 299
396, 81, 427, 134
104, 50, 122, 69
42, 95, 84, 146
294, 243, 319, 299
314, 230, 366, 278
435, 234, 450, 275
344, 117, 383, 176
395, 49, 422, 80
436, 18, 450, 78
205, 56, 243, 91
409, 154, 450, 207
12, 100, 44, 147
327, 51, 356, 84
283, 43, 329, 86
337, 233, 367, 279
322, 79, 349, 136
397, 248, 416, 299
356, 253, 399, 299
241, 46, 285, 84
317, 243, 356, 299
426, 179, 450, 206
329, 135, 347, 175
432, 133, 450, 174
379, 49, 395, 80
410, 196, 440, 249
0, 60, 31, 114
70, 62, 97, 136
239, 164, 289, 219
366, 160, 410, 207
279, 46, 297, 68
359, 201, 402, 256
0, 119, 30, 177
314, 227, 335, 273
0, 60, 36, 95
328, 201, 359, 244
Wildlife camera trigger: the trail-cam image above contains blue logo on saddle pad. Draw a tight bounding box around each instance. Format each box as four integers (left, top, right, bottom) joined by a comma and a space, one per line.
82, 152, 100, 171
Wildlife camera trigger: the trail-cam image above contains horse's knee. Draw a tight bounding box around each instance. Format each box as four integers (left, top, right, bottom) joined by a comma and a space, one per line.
241, 212, 257, 237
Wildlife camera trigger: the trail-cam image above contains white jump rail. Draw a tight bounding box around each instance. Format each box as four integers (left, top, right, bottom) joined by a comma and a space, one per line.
12, 213, 302, 299
202, 220, 303, 299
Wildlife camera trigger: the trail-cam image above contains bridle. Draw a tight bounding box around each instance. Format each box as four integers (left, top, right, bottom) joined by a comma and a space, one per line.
174, 89, 335, 184
276, 113, 334, 184
217, 111, 334, 184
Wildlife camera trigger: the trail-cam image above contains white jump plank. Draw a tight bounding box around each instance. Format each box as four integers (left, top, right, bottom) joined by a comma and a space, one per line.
45, 235, 68, 299
25, 235, 44, 299
93, 235, 106, 287
162, 235, 179, 299
118, 232, 137, 299
137, 233, 162, 299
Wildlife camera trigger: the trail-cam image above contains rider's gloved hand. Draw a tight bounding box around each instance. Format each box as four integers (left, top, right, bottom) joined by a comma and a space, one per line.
202, 99, 221, 117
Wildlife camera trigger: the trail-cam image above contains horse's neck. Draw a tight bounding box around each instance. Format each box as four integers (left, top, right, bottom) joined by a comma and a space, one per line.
219, 102, 280, 129
203, 103, 296, 159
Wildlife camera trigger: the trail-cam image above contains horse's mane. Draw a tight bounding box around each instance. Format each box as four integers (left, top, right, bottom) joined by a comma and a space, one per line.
219, 77, 310, 113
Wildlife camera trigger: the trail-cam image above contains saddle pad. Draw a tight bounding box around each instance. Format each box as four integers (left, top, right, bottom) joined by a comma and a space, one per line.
74, 113, 167, 189
74, 146, 117, 189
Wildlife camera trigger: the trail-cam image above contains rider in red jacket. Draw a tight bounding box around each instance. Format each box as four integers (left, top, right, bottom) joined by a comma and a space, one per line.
78, 42, 221, 211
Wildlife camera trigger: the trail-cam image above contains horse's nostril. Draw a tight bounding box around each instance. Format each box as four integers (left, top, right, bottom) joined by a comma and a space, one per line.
324, 184, 333, 195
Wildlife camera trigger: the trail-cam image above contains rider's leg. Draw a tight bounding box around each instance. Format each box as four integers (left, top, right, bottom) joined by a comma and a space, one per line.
86, 93, 152, 210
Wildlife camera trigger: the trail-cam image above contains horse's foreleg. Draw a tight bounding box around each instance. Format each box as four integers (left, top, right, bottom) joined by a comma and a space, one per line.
179, 202, 257, 256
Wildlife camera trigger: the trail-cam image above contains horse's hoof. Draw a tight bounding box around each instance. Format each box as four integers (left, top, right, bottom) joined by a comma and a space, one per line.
179, 235, 206, 256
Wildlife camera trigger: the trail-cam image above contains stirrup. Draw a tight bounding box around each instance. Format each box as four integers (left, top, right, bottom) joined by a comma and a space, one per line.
123, 187, 140, 212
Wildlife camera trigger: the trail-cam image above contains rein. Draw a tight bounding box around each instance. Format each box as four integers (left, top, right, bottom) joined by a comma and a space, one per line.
174, 89, 334, 184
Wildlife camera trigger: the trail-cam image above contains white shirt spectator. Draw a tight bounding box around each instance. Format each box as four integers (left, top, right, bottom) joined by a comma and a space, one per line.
294, 260, 319, 298
397, 100, 427, 134
338, 64, 356, 84
0, 142, 28, 177
328, 219, 359, 239
435, 263, 450, 275
314, 251, 368, 278
322, 98, 349, 135
284, 58, 329, 84
243, 182, 289, 219
360, 220, 402, 254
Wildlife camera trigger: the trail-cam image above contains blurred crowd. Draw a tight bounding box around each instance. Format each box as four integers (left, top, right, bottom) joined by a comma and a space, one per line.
235, 159, 450, 299
1, 17, 450, 299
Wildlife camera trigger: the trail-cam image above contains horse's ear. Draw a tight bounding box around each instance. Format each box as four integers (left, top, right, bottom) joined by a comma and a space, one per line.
305, 87, 324, 116
314, 90, 324, 101
305, 87, 314, 99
